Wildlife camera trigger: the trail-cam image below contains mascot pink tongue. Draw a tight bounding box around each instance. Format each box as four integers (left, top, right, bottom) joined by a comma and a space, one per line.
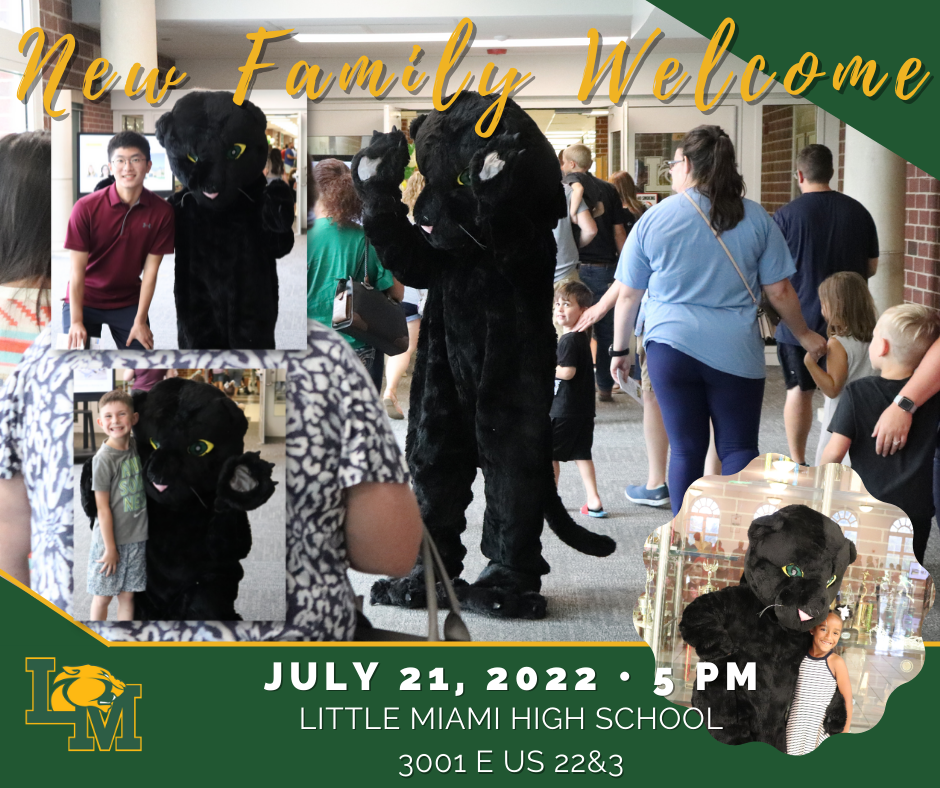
155, 91, 294, 350
351, 92, 615, 621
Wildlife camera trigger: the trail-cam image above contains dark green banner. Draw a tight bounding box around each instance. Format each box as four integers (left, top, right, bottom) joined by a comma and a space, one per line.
0, 576, 932, 778
652, 0, 938, 176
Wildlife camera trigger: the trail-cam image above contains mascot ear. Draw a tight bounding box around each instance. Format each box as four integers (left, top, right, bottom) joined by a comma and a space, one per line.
155, 112, 172, 147
217, 395, 249, 436
747, 510, 785, 542
133, 389, 148, 419
408, 113, 427, 142
241, 98, 267, 132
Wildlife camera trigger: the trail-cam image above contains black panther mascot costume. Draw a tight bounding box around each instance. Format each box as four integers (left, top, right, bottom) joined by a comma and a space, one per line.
155, 91, 294, 349
351, 93, 615, 620
82, 378, 276, 620
679, 505, 855, 751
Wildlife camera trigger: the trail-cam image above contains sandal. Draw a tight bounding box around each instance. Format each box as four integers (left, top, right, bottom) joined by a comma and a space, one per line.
580, 504, 608, 518
383, 395, 404, 420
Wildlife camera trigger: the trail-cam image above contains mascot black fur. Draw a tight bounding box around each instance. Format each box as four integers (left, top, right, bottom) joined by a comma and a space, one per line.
679, 504, 856, 751
155, 91, 294, 349
81, 378, 276, 620
351, 92, 615, 620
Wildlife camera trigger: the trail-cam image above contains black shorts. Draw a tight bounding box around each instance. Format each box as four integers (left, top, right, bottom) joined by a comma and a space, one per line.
552, 416, 595, 462
777, 341, 816, 391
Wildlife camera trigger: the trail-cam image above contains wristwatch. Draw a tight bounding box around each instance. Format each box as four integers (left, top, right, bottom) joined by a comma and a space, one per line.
893, 394, 918, 414
609, 345, 631, 357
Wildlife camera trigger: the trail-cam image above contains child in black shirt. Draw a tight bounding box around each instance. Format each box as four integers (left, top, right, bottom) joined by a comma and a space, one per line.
552, 281, 606, 517
822, 304, 940, 562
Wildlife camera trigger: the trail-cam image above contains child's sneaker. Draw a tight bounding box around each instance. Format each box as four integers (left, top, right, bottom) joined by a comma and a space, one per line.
624, 483, 670, 508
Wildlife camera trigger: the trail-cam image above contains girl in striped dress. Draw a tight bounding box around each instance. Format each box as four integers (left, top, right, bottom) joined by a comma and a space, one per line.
786, 612, 853, 755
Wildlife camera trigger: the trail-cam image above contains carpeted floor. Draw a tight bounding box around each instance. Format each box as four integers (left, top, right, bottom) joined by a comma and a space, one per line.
350, 361, 940, 642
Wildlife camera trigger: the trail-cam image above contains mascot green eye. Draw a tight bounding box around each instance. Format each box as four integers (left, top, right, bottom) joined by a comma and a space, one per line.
456, 167, 471, 186
187, 153, 198, 163
150, 438, 160, 449
188, 439, 214, 457
782, 564, 804, 578
827, 574, 837, 587
226, 143, 247, 160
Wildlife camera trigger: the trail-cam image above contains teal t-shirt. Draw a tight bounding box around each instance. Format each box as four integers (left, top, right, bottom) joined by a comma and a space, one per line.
307, 218, 394, 348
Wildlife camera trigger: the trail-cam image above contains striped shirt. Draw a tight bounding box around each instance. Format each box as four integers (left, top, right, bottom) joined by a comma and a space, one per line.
786, 651, 838, 755
0, 287, 50, 381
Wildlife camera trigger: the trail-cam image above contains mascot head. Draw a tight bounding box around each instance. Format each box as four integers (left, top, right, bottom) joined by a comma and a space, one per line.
51, 666, 125, 712
133, 377, 249, 508
407, 92, 564, 252
156, 90, 268, 210
744, 504, 856, 632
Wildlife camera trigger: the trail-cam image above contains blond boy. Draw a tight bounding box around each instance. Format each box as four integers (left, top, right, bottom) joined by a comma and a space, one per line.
88, 389, 148, 621
822, 305, 940, 562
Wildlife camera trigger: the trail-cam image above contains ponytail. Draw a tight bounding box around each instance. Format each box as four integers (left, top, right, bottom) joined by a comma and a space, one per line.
680, 125, 745, 233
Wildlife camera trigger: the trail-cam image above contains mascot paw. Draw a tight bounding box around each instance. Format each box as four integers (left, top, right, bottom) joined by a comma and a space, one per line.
370, 566, 432, 609
352, 128, 410, 193
262, 179, 296, 234
823, 691, 848, 735
469, 133, 523, 197
215, 452, 277, 511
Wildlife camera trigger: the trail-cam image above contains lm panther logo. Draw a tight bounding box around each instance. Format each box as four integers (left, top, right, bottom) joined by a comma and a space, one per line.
25, 658, 142, 751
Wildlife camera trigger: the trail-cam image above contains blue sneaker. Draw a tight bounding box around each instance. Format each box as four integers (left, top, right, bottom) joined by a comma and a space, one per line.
625, 483, 670, 508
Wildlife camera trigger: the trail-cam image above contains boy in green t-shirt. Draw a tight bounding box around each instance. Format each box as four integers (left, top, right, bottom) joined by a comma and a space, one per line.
88, 389, 149, 621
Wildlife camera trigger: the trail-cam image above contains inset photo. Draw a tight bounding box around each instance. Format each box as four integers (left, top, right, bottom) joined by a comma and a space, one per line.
636, 453, 931, 753
51, 96, 307, 351
72, 368, 287, 622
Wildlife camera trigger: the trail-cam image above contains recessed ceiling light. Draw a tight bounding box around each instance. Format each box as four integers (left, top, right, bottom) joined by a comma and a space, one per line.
772, 459, 797, 472
859, 505, 873, 513
688, 487, 703, 497
767, 497, 782, 505
293, 34, 621, 47
769, 482, 788, 492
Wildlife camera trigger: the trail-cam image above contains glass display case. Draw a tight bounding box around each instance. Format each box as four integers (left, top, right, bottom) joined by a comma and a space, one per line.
635, 454, 932, 733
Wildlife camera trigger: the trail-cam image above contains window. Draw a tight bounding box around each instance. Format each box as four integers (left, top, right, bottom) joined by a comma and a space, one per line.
0, 0, 25, 35
887, 518, 915, 572
754, 503, 778, 518
122, 115, 144, 133
831, 509, 858, 545
689, 497, 721, 546
0, 0, 35, 133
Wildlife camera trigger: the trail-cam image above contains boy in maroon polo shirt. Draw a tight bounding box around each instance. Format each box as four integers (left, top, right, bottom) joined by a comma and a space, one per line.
65, 131, 174, 350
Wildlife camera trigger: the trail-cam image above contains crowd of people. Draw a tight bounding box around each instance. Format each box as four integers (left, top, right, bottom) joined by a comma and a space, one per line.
2, 116, 940, 638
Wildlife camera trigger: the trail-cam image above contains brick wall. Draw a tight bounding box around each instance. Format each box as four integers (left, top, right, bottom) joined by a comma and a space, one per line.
594, 114, 608, 161
903, 166, 940, 310
760, 105, 793, 214
38, 0, 175, 132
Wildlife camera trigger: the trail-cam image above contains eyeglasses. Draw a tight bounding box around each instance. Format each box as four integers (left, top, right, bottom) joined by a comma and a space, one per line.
111, 156, 147, 167
664, 156, 685, 168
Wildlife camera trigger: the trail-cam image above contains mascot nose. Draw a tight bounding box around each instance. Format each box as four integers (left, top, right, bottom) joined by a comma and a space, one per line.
798, 609, 813, 622
203, 191, 219, 199
152, 483, 168, 493
421, 225, 433, 234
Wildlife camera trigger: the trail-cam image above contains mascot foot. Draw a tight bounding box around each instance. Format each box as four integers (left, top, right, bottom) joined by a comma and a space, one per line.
455, 564, 547, 620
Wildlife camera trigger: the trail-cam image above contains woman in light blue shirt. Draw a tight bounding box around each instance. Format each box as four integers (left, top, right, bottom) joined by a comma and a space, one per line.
609, 126, 826, 514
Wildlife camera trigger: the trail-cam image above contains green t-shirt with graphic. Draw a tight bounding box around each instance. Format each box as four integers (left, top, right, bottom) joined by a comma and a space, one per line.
91, 437, 149, 545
